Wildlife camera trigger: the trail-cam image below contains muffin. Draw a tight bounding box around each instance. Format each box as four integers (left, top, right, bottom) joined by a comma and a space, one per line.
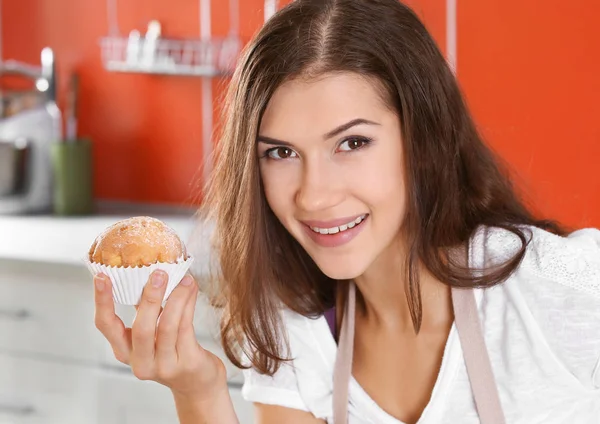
88, 216, 187, 267
85, 216, 194, 305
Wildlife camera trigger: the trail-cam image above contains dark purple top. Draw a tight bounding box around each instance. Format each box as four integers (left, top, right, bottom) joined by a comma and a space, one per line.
324, 306, 337, 341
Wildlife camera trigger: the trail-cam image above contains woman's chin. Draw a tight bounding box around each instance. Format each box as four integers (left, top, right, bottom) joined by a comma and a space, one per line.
315, 260, 368, 281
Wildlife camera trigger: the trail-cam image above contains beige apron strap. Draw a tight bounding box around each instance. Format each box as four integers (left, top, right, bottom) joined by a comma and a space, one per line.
451, 286, 506, 423
332, 281, 505, 424
332, 281, 356, 424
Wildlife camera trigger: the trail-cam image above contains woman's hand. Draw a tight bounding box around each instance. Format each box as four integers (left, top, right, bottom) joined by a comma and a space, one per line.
93, 271, 228, 400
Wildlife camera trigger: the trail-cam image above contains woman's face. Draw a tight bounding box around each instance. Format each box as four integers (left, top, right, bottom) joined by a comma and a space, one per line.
257, 72, 407, 279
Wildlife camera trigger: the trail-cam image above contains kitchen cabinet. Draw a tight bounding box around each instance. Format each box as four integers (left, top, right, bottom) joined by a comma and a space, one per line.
0, 260, 99, 363
96, 369, 252, 424
0, 353, 98, 424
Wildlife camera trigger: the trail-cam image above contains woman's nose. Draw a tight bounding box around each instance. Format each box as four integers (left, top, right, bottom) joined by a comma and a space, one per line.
294, 161, 345, 213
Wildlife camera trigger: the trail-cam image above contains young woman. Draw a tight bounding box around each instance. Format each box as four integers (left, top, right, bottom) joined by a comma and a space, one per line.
93, 0, 600, 423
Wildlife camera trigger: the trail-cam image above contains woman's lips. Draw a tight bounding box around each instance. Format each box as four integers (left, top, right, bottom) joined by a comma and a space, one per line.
301, 214, 366, 229
301, 214, 369, 248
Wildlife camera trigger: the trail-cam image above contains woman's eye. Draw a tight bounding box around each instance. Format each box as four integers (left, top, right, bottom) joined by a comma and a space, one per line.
267, 147, 297, 159
338, 137, 371, 152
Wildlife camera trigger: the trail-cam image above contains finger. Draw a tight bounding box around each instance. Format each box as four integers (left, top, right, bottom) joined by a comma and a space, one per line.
131, 270, 169, 374
155, 274, 196, 367
134, 305, 163, 315
93, 274, 132, 364
176, 277, 200, 358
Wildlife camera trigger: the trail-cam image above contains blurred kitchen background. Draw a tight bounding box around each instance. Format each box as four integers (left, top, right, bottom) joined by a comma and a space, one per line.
0, 0, 598, 423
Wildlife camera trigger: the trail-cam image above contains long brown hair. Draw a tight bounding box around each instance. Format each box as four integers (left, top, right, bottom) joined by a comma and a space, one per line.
198, 0, 566, 375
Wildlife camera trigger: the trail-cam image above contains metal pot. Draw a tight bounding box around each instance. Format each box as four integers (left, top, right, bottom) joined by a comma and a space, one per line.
0, 138, 30, 196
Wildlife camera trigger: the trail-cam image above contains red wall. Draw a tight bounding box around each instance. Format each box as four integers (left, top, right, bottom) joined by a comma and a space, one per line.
458, 0, 600, 228
3, 1, 598, 228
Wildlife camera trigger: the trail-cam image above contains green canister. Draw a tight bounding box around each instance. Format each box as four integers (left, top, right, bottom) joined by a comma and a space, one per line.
51, 139, 94, 215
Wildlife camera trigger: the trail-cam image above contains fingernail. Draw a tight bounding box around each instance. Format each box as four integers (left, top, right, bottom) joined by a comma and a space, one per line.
94, 275, 105, 292
181, 275, 193, 286
152, 271, 167, 288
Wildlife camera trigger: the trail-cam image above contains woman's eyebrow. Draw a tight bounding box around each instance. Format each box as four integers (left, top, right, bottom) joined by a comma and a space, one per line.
256, 118, 380, 145
256, 136, 293, 146
323, 118, 380, 140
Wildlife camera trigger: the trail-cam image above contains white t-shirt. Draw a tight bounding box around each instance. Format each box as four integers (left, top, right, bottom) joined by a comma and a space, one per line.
242, 225, 600, 423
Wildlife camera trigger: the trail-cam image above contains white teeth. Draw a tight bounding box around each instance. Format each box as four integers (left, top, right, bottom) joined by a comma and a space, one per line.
310, 214, 367, 235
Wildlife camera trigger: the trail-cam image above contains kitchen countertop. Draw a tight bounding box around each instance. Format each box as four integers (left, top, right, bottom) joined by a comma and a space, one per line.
0, 202, 211, 267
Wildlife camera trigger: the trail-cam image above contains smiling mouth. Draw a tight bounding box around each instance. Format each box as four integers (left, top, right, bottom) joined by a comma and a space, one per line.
308, 214, 368, 235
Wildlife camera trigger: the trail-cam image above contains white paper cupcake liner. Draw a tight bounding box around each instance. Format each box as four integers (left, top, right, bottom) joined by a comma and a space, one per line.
84, 256, 194, 305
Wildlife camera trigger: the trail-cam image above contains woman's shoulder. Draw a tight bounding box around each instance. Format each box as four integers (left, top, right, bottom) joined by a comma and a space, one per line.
472, 224, 600, 298
241, 308, 336, 417
473, 224, 600, 389
280, 307, 337, 371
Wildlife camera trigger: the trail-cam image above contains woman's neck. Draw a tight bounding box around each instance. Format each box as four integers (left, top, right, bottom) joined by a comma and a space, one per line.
353, 241, 453, 334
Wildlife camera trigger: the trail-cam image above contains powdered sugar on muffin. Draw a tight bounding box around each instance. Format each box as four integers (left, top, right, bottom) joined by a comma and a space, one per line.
89, 216, 187, 267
